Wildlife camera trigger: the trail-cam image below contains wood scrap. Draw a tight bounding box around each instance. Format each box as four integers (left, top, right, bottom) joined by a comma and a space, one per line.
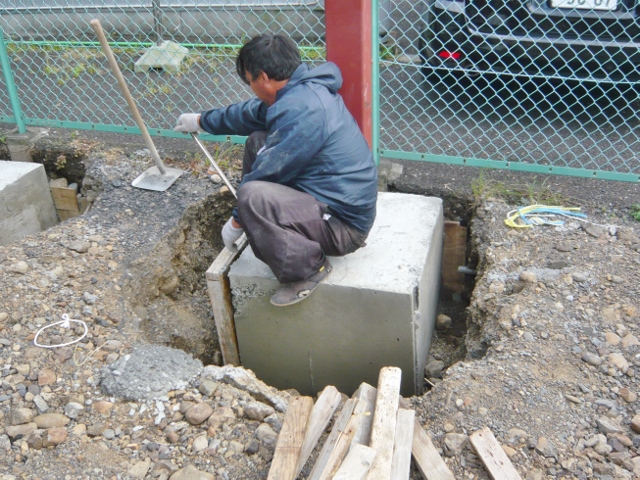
266, 396, 314, 480
469, 427, 522, 480
307, 399, 364, 480
412, 418, 456, 480
390, 408, 414, 480
296, 385, 342, 476
263, 367, 459, 480
366, 366, 402, 479
351, 382, 377, 447
332, 444, 377, 480
307, 398, 358, 480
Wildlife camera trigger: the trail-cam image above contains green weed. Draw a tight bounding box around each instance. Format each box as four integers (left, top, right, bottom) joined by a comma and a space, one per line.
471, 171, 573, 207
631, 205, 640, 222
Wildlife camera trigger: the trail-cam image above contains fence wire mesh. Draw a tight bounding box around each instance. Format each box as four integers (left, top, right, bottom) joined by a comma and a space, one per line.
1, 1, 638, 180
378, 0, 640, 180
0, 1, 325, 135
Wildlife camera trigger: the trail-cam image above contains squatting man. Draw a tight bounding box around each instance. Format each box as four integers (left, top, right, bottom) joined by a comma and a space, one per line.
174, 33, 377, 307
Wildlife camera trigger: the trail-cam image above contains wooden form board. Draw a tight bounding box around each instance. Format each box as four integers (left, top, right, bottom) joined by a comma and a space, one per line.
442, 220, 467, 293
412, 419, 456, 480
205, 236, 248, 366
50, 186, 80, 221
469, 427, 522, 480
267, 396, 314, 480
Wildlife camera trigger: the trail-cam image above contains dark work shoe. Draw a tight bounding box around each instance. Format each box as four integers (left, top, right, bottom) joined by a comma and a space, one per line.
270, 258, 332, 307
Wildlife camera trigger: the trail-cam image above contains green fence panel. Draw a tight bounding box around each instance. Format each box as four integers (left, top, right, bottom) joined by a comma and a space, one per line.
376, 0, 640, 181
0, 1, 325, 140
2, 1, 638, 181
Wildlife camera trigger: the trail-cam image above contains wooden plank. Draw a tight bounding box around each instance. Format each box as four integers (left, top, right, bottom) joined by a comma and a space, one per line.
308, 397, 368, 480
442, 220, 467, 294
296, 385, 343, 476
390, 408, 415, 480
412, 419, 456, 480
351, 382, 377, 447
267, 396, 314, 480
469, 427, 522, 480
366, 366, 402, 480
332, 444, 376, 480
308, 398, 358, 480
205, 235, 248, 366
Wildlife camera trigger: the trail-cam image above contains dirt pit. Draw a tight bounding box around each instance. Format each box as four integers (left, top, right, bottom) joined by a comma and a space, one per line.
1, 129, 640, 479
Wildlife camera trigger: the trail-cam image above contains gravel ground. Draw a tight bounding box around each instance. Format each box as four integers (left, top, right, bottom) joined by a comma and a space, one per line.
0, 127, 639, 479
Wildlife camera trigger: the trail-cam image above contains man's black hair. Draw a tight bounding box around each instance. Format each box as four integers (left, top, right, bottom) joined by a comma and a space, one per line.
236, 34, 301, 85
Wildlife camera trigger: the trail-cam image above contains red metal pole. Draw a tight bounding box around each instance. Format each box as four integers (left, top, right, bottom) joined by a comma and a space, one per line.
325, 0, 373, 148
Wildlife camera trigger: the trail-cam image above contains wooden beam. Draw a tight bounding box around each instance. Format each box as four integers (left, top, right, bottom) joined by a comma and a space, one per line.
366, 366, 402, 480
332, 444, 377, 480
390, 408, 415, 480
205, 236, 247, 366
469, 427, 522, 480
267, 396, 314, 480
296, 385, 342, 476
412, 419, 456, 480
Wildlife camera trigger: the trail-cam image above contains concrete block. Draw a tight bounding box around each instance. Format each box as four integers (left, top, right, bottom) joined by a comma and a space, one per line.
228, 192, 443, 396
134, 41, 189, 73
0, 161, 58, 246
5, 127, 49, 163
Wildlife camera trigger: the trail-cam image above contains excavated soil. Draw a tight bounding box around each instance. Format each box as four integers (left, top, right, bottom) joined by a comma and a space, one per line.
0, 127, 639, 479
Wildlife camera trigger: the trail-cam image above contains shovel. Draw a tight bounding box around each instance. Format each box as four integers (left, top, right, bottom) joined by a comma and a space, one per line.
90, 19, 182, 191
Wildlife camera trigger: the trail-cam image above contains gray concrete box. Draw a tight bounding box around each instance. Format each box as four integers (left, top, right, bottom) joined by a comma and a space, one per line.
0, 161, 59, 247
228, 192, 443, 397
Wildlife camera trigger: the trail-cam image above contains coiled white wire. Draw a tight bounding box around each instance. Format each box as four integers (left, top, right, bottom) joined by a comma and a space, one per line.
33, 314, 88, 348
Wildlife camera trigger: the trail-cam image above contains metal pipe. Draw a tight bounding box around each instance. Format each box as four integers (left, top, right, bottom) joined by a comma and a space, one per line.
0, 27, 26, 133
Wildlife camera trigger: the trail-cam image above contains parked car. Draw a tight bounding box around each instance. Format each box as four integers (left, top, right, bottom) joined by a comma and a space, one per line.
419, 0, 640, 84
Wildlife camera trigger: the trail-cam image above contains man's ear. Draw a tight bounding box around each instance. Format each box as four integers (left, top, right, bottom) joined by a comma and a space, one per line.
260, 71, 270, 83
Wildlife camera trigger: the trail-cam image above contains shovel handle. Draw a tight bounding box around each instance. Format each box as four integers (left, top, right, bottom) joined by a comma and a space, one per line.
190, 133, 237, 198
90, 19, 167, 175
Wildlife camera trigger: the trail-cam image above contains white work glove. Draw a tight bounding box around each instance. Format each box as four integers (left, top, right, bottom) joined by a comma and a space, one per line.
221, 217, 244, 253
173, 113, 202, 133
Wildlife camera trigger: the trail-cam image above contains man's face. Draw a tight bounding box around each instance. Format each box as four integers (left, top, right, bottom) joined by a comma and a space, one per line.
245, 70, 277, 106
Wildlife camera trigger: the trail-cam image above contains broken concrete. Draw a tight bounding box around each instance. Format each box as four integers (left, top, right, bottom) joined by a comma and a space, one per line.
0, 160, 58, 246
100, 344, 203, 401
228, 192, 444, 397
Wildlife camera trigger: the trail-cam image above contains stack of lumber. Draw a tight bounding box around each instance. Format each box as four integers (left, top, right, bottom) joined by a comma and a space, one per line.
267, 366, 522, 480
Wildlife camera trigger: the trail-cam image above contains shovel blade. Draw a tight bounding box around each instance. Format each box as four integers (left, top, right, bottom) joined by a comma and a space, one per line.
131, 166, 182, 191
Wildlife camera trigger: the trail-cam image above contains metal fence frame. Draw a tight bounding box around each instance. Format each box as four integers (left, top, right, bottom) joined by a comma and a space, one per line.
1, 0, 638, 182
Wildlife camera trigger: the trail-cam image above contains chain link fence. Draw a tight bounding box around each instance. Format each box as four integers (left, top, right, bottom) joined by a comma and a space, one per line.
1, 1, 638, 180
0, 1, 325, 139
377, 0, 640, 181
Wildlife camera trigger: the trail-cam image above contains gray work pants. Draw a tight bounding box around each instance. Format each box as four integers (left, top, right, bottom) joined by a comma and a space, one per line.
237, 131, 366, 283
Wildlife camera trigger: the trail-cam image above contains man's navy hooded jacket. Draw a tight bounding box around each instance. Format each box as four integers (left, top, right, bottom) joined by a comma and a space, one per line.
199, 62, 378, 234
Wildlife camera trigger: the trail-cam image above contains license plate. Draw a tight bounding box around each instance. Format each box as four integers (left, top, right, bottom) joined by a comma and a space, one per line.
550, 0, 617, 10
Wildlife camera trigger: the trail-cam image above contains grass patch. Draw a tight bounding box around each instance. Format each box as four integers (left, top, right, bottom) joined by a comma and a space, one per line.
631, 205, 640, 222
471, 171, 575, 207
